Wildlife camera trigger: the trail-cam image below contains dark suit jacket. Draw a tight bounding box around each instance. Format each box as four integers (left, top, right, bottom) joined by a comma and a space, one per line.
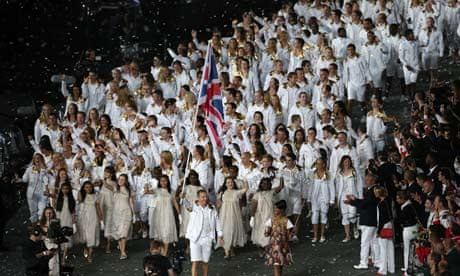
350, 184, 379, 227
377, 197, 393, 235
446, 248, 460, 276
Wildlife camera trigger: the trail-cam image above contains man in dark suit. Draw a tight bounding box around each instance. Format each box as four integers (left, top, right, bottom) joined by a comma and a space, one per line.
376, 151, 398, 200
405, 170, 422, 197
443, 238, 460, 276
345, 173, 380, 270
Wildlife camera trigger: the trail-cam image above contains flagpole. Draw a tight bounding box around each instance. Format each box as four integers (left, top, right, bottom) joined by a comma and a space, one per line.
179, 42, 212, 196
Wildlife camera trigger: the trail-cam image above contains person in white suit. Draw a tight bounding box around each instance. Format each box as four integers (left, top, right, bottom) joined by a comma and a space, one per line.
307, 157, 335, 243
398, 29, 420, 100
418, 17, 444, 84
343, 44, 372, 116
185, 189, 224, 276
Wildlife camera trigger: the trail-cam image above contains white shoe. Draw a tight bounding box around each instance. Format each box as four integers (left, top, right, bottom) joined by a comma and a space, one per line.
142, 230, 148, 239
353, 264, 368, 270
353, 227, 360, 239
401, 268, 406, 272
290, 235, 299, 243
342, 238, 351, 243
319, 237, 326, 243
312, 238, 318, 243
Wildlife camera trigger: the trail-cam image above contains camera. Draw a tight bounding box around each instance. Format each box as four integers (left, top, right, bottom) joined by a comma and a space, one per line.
170, 244, 186, 275
47, 219, 73, 244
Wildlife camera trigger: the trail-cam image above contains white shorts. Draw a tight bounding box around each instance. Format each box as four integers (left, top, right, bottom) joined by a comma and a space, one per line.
347, 83, 366, 102
386, 62, 403, 78
422, 54, 439, 70
402, 67, 418, 85
289, 196, 303, 216
190, 238, 213, 263
369, 70, 385, 88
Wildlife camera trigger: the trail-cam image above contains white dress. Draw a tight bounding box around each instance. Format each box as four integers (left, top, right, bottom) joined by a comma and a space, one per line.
111, 186, 133, 240
77, 194, 100, 247
179, 184, 203, 237
56, 196, 74, 248
98, 181, 115, 238
251, 191, 274, 247
151, 188, 178, 243
219, 189, 247, 251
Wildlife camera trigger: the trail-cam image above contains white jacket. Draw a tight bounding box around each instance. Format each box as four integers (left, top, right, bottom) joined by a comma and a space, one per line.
418, 28, 444, 57
398, 38, 421, 72
329, 144, 359, 180
81, 82, 105, 113
185, 203, 223, 243
307, 170, 335, 204
362, 42, 389, 75
366, 113, 388, 142
343, 55, 370, 87
332, 37, 352, 61
356, 135, 374, 170
335, 171, 363, 204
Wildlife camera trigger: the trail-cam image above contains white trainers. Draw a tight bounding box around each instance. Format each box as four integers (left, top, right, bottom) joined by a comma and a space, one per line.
353, 227, 360, 239
312, 238, 318, 243
353, 264, 368, 270
142, 230, 148, 239
319, 236, 326, 243
290, 235, 299, 243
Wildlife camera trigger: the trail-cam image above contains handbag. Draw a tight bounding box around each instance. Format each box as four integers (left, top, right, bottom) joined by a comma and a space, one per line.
380, 228, 393, 239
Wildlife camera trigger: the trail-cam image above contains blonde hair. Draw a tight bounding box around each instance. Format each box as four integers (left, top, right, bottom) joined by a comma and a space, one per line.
38, 104, 53, 123
116, 86, 132, 107
374, 186, 388, 198
185, 92, 197, 110
132, 155, 145, 175
160, 151, 174, 165
157, 67, 173, 83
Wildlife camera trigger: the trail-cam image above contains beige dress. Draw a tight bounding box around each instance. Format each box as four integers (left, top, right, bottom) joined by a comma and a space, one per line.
251, 190, 274, 247
77, 194, 100, 247
179, 184, 203, 237
151, 188, 178, 243
56, 196, 74, 248
111, 186, 133, 240
98, 181, 115, 237
219, 189, 247, 251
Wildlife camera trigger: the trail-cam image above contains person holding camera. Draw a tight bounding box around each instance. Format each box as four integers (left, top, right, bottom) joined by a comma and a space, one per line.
143, 240, 175, 276
22, 225, 55, 276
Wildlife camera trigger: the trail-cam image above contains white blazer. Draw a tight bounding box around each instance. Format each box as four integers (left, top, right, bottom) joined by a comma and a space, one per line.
185, 203, 223, 244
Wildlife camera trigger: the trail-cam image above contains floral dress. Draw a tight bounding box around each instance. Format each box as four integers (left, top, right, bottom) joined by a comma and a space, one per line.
264, 215, 294, 266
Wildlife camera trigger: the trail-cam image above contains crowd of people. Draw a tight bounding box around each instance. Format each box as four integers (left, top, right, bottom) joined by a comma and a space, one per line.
19, 0, 460, 275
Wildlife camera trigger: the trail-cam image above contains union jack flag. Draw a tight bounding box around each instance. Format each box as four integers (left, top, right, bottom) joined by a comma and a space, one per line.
198, 43, 225, 151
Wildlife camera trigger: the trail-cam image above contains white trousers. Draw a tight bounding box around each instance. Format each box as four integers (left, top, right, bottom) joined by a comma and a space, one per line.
359, 226, 377, 266
311, 200, 329, 224
377, 237, 395, 275
339, 203, 357, 225
27, 190, 48, 223
403, 225, 418, 271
